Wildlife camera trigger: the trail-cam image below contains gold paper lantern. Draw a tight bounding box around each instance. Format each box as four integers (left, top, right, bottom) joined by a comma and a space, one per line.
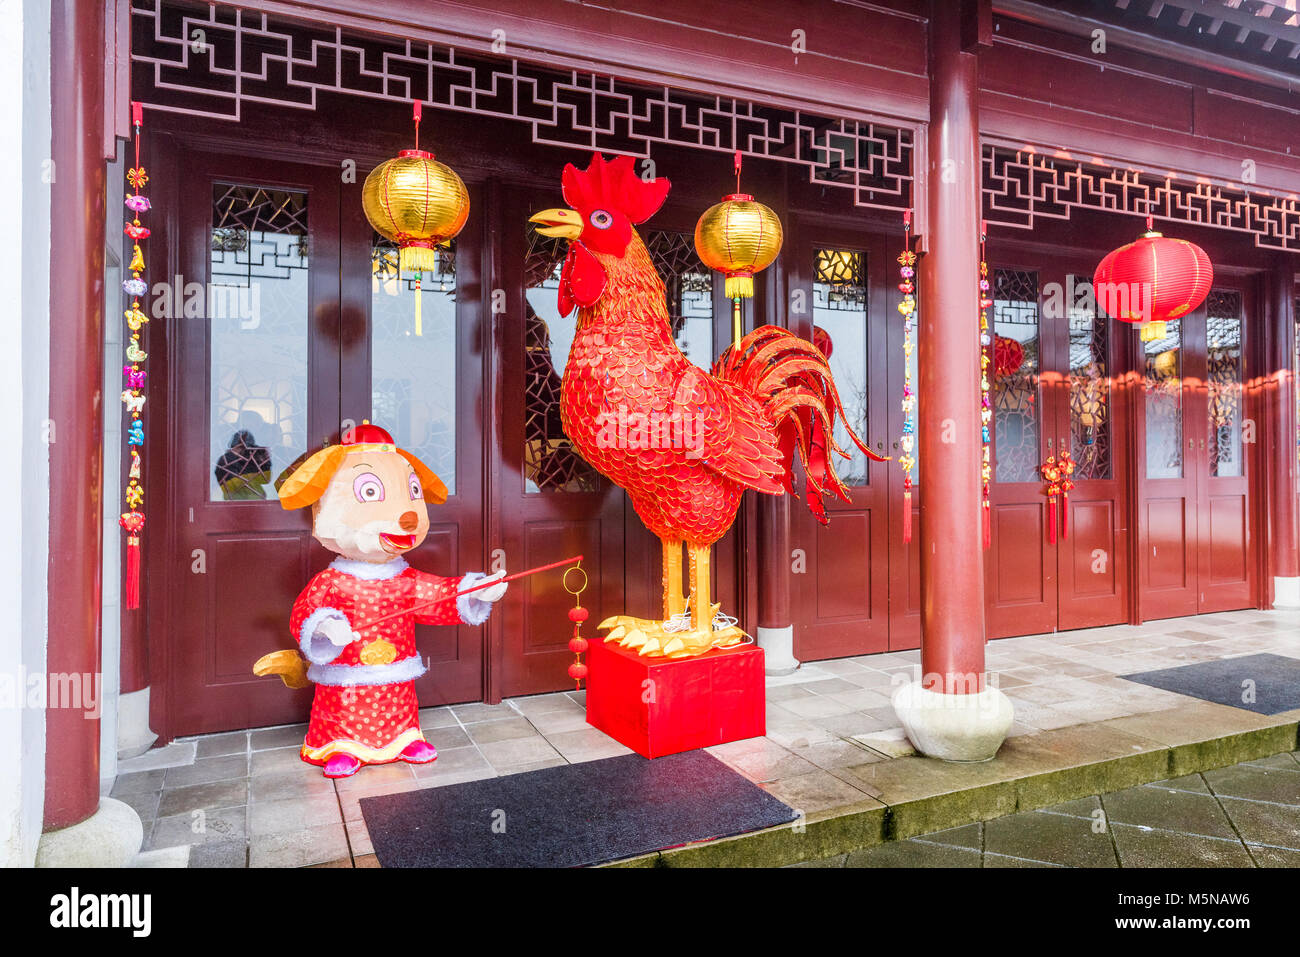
362, 148, 469, 273
694, 193, 783, 300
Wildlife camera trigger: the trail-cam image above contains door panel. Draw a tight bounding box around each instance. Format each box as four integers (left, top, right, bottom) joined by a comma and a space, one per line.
789, 226, 890, 660
1136, 287, 1255, 618
986, 266, 1057, 638
172, 154, 339, 735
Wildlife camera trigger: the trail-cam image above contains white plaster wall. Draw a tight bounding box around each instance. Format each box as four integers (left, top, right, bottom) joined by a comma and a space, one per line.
0, 0, 52, 867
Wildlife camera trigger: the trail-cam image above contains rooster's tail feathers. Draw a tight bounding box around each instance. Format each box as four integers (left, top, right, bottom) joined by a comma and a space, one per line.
716, 325, 887, 524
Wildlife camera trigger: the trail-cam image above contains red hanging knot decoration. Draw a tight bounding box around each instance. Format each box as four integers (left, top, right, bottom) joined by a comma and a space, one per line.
563, 563, 590, 690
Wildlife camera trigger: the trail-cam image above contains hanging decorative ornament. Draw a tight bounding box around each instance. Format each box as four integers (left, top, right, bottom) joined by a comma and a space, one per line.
119, 101, 150, 611
1041, 454, 1061, 545
564, 562, 590, 690
1057, 448, 1076, 540
897, 209, 918, 544
361, 100, 469, 336
694, 151, 783, 345
979, 222, 993, 550
1093, 215, 1212, 343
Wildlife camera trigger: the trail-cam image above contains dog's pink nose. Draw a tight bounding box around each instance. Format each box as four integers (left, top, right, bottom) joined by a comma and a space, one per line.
399, 511, 419, 532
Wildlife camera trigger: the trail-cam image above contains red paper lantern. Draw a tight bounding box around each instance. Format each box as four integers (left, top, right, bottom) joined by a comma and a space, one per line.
1093, 219, 1212, 342
568, 661, 589, 682
568, 636, 588, 654
993, 335, 1024, 378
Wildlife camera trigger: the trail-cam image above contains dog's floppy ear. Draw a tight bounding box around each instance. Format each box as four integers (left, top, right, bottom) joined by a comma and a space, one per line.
278, 445, 347, 510
397, 449, 448, 505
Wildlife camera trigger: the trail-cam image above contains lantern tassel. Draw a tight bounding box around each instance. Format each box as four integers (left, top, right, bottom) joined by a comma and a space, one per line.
1062, 493, 1069, 540
1047, 498, 1057, 545
725, 275, 754, 299
399, 245, 438, 273
125, 534, 141, 610
902, 488, 913, 545
981, 500, 991, 550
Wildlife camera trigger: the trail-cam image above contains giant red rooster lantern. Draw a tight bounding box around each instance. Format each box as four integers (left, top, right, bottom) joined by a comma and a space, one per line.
530, 154, 886, 659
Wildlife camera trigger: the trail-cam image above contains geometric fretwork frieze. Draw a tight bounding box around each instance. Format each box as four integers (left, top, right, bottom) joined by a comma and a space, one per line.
131, 0, 913, 214
984, 145, 1300, 253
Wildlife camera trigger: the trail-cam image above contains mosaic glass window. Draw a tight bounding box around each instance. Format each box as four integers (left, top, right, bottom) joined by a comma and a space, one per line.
1206, 291, 1243, 479
1068, 276, 1112, 481
813, 249, 870, 486
208, 183, 309, 502
1143, 321, 1183, 480
523, 229, 600, 493
371, 236, 457, 494
992, 269, 1041, 484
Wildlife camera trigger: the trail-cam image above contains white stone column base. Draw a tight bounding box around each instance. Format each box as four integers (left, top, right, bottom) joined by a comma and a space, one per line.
892, 680, 1014, 763
117, 686, 157, 759
756, 625, 798, 676
1273, 577, 1300, 610
36, 797, 143, 868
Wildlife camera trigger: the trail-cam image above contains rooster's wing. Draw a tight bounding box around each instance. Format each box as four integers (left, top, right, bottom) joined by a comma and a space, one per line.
673, 365, 788, 496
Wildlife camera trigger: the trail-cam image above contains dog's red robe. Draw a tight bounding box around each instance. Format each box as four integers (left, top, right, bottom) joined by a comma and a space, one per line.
290, 556, 493, 766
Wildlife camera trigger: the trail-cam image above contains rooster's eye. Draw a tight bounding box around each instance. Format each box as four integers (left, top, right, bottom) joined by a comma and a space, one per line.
589, 209, 613, 230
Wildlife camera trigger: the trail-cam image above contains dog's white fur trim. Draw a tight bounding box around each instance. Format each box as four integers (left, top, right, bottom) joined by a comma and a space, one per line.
299, 606, 349, 664
329, 556, 409, 581
457, 571, 494, 626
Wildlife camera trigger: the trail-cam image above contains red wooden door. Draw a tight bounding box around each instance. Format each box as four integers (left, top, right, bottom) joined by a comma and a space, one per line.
1054, 272, 1131, 629
985, 262, 1130, 638
493, 186, 629, 699
1136, 286, 1254, 618
341, 183, 488, 707
985, 266, 1058, 638
1196, 288, 1253, 613
170, 153, 342, 735
167, 150, 490, 737
789, 224, 891, 659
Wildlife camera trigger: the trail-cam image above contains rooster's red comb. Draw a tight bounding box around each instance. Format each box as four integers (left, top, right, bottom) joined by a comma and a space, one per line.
561, 153, 671, 225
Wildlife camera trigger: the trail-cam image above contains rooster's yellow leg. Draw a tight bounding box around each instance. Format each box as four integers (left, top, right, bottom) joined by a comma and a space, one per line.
646, 543, 742, 658
663, 537, 685, 620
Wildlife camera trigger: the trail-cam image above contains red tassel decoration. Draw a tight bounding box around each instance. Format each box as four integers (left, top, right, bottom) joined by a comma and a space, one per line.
981, 500, 991, 549
902, 486, 913, 544
1047, 498, 1057, 545
120, 511, 145, 610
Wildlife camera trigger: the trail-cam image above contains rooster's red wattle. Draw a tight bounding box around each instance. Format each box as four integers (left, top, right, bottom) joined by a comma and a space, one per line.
530, 154, 886, 658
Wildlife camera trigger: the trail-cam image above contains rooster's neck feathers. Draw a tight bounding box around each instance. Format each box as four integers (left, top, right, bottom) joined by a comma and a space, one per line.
579, 230, 674, 341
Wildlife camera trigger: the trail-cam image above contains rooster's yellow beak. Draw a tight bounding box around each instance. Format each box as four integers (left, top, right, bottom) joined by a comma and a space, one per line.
530, 208, 583, 240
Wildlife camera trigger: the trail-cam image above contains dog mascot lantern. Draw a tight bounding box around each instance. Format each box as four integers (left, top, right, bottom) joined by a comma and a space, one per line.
254, 422, 507, 778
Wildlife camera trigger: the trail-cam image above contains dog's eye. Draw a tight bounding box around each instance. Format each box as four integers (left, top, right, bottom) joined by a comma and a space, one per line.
353, 473, 385, 503
408, 474, 422, 500
589, 209, 613, 230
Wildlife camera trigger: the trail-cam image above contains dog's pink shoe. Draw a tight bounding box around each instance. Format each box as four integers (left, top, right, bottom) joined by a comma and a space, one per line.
399, 740, 438, 764
323, 753, 362, 778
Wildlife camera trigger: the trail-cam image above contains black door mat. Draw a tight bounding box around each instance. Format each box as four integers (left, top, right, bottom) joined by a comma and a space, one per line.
1120, 653, 1300, 715
359, 749, 798, 867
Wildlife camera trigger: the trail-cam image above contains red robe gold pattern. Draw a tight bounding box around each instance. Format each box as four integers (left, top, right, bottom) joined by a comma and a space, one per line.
290, 557, 492, 766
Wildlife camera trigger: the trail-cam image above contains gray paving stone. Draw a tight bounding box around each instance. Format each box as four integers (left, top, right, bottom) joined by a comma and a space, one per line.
1218, 797, 1300, 851
1102, 786, 1237, 841
984, 810, 1119, 867
1111, 823, 1255, 868
1205, 765, 1300, 806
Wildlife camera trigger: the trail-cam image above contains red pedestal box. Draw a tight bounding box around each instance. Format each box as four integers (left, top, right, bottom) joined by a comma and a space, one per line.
585, 637, 766, 759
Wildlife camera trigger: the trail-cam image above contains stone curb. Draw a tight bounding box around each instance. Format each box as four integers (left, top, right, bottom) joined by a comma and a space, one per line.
602, 715, 1300, 868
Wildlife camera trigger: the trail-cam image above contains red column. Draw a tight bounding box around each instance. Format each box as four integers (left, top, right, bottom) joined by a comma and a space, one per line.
45, 0, 107, 830
917, 2, 986, 694
1267, 259, 1298, 584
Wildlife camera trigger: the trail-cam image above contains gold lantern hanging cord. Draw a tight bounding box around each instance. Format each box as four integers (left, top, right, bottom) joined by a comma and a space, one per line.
694, 151, 783, 344
361, 101, 469, 335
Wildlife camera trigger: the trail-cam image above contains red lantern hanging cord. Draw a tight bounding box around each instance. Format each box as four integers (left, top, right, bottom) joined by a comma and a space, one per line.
897, 210, 917, 544
979, 222, 993, 550
564, 563, 590, 690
